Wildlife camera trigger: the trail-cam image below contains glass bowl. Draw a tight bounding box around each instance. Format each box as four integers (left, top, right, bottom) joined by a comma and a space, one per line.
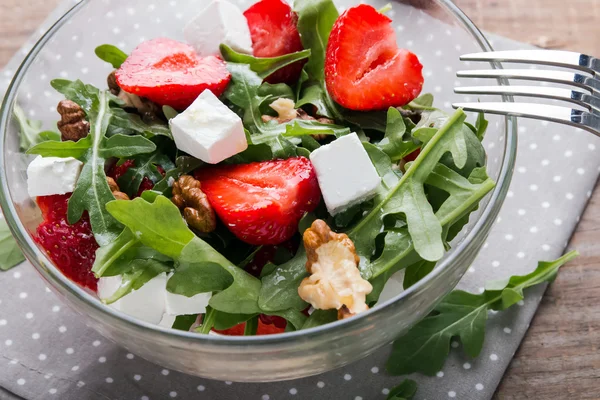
0, 0, 516, 382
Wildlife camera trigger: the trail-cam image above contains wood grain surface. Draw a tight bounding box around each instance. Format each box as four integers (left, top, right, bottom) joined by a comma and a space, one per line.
1, 0, 599, 398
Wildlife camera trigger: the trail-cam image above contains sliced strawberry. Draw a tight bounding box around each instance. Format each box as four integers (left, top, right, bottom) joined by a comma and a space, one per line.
213, 317, 286, 336
244, 0, 306, 84
325, 4, 424, 111
116, 38, 231, 110
35, 194, 99, 291
195, 157, 320, 245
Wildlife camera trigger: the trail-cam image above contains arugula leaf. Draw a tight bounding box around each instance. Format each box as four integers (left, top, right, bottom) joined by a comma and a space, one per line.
172, 314, 198, 331
153, 156, 204, 193
99, 134, 156, 158
197, 306, 217, 334
105, 196, 194, 259
405, 93, 435, 110
0, 219, 24, 271
51, 80, 122, 245
175, 237, 262, 314
258, 248, 309, 312
403, 260, 436, 289
377, 108, 421, 162
387, 380, 418, 400
26, 136, 92, 159
301, 309, 337, 329
95, 44, 128, 68
92, 228, 138, 277
259, 111, 495, 312
386, 251, 579, 376
293, 0, 338, 81
224, 63, 349, 157
116, 144, 175, 197
220, 44, 310, 80
13, 104, 58, 150
103, 259, 170, 304
295, 83, 334, 119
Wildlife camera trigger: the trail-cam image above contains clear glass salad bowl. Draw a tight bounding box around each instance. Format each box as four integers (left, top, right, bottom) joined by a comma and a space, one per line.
0, 0, 516, 382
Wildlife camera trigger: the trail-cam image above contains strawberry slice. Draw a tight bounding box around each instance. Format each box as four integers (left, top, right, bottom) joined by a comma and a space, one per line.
325, 4, 424, 111
244, 0, 306, 84
116, 38, 231, 110
35, 194, 99, 291
213, 317, 286, 336
195, 157, 320, 245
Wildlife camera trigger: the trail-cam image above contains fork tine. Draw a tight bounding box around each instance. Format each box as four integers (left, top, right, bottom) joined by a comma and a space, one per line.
452, 103, 600, 136
454, 86, 600, 113
456, 69, 600, 95
460, 50, 599, 77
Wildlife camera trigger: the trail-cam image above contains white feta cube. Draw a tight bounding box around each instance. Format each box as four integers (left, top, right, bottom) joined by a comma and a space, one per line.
184, 0, 253, 56
98, 273, 168, 325
170, 90, 248, 164
27, 156, 83, 197
309, 133, 381, 215
165, 290, 211, 316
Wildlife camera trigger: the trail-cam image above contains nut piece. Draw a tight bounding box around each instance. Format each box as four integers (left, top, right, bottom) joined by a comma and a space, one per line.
172, 175, 216, 233
57, 100, 90, 142
298, 220, 372, 318
106, 177, 130, 201
107, 71, 120, 96
270, 98, 297, 121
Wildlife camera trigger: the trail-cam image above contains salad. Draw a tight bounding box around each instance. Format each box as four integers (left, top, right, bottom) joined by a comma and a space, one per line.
22, 0, 494, 336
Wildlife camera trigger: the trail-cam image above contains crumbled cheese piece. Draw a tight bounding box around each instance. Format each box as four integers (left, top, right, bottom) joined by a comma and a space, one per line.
184, 0, 253, 56
309, 133, 381, 215
170, 90, 248, 164
26, 156, 83, 197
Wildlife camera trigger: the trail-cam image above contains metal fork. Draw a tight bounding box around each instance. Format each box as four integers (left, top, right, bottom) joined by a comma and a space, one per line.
452, 50, 600, 136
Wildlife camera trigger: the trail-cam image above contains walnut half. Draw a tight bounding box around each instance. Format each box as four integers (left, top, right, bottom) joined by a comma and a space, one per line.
172, 175, 216, 233
298, 220, 373, 319
57, 100, 90, 142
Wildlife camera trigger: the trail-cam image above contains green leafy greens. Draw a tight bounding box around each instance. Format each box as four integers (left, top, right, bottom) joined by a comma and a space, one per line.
259, 109, 495, 313
95, 44, 128, 69
0, 219, 25, 271
386, 251, 579, 376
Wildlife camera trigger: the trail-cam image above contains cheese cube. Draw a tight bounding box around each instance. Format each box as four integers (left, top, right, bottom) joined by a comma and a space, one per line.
165, 290, 211, 316
170, 90, 248, 164
377, 270, 405, 304
27, 156, 83, 197
184, 0, 253, 56
309, 133, 381, 215
98, 273, 168, 325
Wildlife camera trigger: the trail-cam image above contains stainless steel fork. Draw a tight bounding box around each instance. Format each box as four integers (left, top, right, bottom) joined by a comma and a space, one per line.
452, 50, 600, 136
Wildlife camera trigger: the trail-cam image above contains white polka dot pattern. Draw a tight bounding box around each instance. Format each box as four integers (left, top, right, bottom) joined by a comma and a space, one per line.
0, 0, 598, 399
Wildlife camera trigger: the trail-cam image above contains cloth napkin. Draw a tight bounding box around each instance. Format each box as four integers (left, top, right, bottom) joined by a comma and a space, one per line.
1, 1, 597, 399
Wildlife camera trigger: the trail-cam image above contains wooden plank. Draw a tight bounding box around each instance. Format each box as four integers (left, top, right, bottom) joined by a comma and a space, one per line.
0, 0, 599, 398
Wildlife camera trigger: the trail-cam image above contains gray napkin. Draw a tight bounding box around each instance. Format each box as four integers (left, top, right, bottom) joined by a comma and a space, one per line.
1, 1, 597, 399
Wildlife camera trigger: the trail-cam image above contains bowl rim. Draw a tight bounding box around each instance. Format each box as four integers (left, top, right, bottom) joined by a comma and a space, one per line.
0, 0, 517, 347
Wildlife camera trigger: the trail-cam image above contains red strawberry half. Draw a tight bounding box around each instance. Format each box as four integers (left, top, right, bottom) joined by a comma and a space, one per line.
116, 38, 231, 110
325, 4, 424, 111
244, 0, 306, 84
195, 157, 320, 245
35, 194, 99, 291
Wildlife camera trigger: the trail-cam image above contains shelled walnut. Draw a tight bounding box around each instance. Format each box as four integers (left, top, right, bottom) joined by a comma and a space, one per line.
298, 219, 373, 319
171, 175, 216, 233
57, 100, 90, 142
107, 177, 129, 200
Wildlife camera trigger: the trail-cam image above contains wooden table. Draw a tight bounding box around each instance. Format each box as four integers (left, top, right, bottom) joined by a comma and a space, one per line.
1, 0, 599, 398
